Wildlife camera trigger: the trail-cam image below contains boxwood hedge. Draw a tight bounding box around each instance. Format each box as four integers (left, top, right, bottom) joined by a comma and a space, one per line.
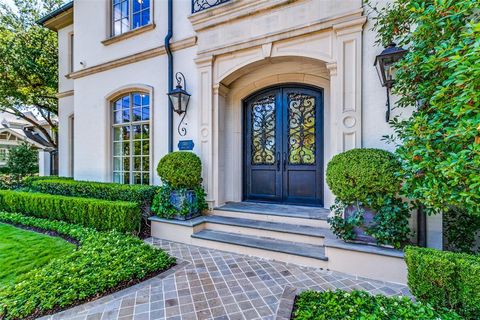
28, 177, 159, 206
405, 246, 480, 319
0, 212, 175, 320
293, 290, 460, 320
0, 190, 140, 233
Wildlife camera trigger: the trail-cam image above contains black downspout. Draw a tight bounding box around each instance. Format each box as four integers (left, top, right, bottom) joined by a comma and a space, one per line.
417, 204, 427, 247
165, 0, 173, 152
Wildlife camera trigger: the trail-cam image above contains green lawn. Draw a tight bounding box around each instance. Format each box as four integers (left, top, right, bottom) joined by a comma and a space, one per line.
0, 223, 75, 288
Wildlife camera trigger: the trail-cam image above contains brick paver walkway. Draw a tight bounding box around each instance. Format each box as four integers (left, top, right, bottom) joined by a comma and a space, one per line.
41, 238, 409, 320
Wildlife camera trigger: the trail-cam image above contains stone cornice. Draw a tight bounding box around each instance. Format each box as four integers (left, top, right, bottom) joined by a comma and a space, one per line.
56, 90, 74, 99
67, 36, 197, 79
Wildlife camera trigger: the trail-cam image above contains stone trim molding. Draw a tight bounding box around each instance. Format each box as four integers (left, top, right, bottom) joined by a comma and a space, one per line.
56, 90, 74, 99
275, 286, 299, 320
195, 9, 364, 57
101, 23, 156, 46
67, 36, 197, 79
188, 0, 290, 32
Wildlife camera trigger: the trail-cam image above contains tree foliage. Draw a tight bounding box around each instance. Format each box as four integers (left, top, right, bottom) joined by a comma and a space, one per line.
367, 0, 480, 215
0, 0, 64, 147
6, 142, 38, 179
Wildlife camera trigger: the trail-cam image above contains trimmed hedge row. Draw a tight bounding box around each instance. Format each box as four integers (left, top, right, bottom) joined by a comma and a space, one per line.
0, 212, 175, 320
405, 246, 480, 319
0, 190, 140, 233
28, 177, 159, 206
292, 290, 460, 320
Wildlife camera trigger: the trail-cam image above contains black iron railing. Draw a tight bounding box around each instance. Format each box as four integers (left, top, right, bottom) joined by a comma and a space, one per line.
192, 0, 231, 13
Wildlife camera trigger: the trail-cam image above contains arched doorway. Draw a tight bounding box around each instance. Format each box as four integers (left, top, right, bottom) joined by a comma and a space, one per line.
243, 85, 324, 206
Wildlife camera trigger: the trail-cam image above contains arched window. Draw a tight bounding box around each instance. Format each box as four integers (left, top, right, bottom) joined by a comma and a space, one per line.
112, 92, 150, 184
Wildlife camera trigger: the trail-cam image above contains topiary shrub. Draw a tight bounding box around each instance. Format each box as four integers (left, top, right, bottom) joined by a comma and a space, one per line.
157, 151, 202, 189
153, 152, 207, 219
326, 148, 401, 203
326, 148, 410, 248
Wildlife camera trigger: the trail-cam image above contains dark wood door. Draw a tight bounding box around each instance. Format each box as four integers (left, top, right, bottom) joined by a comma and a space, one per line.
244, 86, 323, 205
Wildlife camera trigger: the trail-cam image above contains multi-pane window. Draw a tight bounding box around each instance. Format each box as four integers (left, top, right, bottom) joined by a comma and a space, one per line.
0, 148, 8, 162
112, 92, 150, 185
112, 0, 151, 37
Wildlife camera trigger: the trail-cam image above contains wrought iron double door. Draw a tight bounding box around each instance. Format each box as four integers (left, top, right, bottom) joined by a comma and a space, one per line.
244, 86, 323, 205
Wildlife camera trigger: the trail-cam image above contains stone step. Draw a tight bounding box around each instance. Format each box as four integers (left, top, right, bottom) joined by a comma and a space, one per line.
203, 215, 333, 245
213, 202, 331, 228
191, 229, 328, 263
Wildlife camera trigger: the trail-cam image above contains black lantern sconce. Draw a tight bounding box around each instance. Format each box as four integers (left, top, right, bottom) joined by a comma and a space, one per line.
374, 43, 407, 122
167, 72, 191, 136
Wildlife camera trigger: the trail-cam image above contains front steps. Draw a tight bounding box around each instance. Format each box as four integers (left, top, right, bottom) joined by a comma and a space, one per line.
150, 202, 407, 284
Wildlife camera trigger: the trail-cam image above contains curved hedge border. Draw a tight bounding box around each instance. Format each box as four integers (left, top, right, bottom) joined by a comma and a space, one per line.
293, 290, 460, 320
0, 213, 175, 320
0, 190, 140, 233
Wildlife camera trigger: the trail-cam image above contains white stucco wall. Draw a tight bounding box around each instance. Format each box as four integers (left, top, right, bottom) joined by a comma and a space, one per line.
58, 25, 74, 93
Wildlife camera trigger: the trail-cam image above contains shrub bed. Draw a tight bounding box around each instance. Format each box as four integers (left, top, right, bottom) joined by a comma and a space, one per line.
292, 290, 460, 320
0, 212, 175, 320
0, 190, 140, 233
405, 246, 480, 319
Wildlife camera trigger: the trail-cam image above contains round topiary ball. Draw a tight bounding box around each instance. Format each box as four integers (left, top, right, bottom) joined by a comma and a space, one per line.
326, 148, 401, 203
157, 151, 202, 189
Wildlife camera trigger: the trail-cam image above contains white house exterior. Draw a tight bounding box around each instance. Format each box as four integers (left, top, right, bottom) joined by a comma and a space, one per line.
41, 0, 443, 283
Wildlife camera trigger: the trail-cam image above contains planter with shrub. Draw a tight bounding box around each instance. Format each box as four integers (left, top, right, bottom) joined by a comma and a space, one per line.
151, 151, 207, 220
326, 148, 410, 249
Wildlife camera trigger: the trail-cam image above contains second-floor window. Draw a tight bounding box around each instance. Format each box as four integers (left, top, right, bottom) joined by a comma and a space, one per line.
112, 0, 151, 37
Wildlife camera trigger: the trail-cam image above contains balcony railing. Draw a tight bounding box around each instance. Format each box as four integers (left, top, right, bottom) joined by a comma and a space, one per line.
192, 0, 231, 13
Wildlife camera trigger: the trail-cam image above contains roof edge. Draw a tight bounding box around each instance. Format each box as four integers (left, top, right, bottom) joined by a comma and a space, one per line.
37, 1, 73, 30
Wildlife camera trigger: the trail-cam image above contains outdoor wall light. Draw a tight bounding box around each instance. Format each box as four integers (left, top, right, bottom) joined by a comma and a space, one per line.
374, 43, 407, 122
167, 72, 191, 136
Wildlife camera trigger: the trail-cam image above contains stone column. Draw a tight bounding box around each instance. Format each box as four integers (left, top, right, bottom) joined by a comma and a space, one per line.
331, 16, 366, 152
195, 55, 215, 208
212, 83, 229, 207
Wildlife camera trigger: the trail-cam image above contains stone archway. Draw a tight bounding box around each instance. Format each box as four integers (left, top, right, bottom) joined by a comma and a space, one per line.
194, 16, 365, 208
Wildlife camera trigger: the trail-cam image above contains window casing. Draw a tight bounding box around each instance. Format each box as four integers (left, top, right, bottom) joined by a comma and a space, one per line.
112, 0, 151, 37
112, 92, 150, 185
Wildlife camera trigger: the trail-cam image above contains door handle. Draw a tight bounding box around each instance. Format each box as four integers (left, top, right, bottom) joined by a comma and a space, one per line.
283, 152, 287, 171
276, 152, 280, 171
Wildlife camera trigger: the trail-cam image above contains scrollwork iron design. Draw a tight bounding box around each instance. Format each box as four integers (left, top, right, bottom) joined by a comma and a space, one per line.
251, 95, 276, 165
192, 0, 231, 13
288, 93, 316, 165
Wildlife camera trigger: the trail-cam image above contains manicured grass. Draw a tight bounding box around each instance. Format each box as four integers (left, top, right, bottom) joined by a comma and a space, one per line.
292, 290, 461, 320
0, 223, 75, 288
0, 213, 175, 320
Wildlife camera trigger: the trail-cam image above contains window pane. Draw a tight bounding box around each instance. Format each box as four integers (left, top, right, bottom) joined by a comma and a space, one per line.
142, 141, 149, 155
113, 127, 122, 141
133, 140, 141, 155
134, 172, 142, 185
133, 0, 141, 12
122, 126, 130, 140
113, 157, 121, 171
114, 99, 122, 111
122, 95, 130, 109
113, 172, 122, 183
133, 156, 141, 171
141, 106, 149, 121
133, 94, 141, 107
113, 4, 122, 20
133, 12, 141, 29
142, 124, 149, 139
113, 142, 122, 156
114, 20, 121, 36
142, 0, 150, 10
121, 0, 128, 18
142, 173, 149, 185
123, 172, 130, 184
132, 125, 141, 140
123, 157, 130, 171
113, 111, 122, 124
121, 18, 130, 33
123, 141, 130, 155
142, 156, 149, 171
141, 94, 149, 106
133, 108, 141, 122
141, 9, 150, 26
123, 109, 130, 122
